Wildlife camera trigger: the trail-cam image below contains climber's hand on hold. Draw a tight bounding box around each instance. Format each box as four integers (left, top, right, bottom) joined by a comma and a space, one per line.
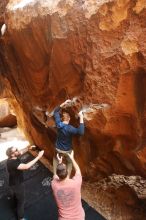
56, 153, 63, 164
60, 99, 72, 108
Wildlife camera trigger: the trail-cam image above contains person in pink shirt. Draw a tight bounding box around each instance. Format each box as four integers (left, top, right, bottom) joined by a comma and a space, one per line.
51, 151, 85, 220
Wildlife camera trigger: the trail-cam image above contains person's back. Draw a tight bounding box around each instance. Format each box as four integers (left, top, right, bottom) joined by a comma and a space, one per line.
51, 152, 85, 220
52, 173, 84, 220
56, 124, 77, 151
54, 103, 84, 152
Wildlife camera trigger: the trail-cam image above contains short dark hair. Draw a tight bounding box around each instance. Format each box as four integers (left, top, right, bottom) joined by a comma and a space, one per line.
6, 147, 14, 158
56, 163, 68, 180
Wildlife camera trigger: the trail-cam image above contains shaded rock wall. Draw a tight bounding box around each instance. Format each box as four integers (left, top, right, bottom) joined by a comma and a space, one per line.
0, 0, 146, 179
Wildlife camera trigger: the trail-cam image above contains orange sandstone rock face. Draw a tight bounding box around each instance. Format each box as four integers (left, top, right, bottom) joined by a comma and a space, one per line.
0, 99, 17, 127
0, 0, 146, 180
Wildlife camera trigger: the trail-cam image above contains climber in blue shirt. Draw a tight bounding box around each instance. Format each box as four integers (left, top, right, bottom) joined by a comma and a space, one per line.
53, 99, 84, 176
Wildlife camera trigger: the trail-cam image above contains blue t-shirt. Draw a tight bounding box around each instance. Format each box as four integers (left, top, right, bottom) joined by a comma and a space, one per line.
53, 106, 84, 151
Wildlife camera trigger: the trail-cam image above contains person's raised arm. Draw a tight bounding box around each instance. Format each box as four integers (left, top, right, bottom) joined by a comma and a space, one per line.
19, 145, 36, 155
67, 151, 81, 175
53, 153, 63, 179
17, 150, 44, 170
60, 99, 72, 108
78, 110, 84, 124
53, 99, 72, 128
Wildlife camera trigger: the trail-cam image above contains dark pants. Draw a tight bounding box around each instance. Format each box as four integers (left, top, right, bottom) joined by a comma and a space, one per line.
10, 183, 25, 219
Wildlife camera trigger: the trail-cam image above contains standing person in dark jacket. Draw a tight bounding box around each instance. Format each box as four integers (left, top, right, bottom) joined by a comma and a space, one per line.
53, 99, 84, 177
6, 146, 44, 220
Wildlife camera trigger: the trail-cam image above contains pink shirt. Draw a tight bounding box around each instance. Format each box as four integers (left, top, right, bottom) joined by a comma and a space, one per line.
51, 173, 85, 220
